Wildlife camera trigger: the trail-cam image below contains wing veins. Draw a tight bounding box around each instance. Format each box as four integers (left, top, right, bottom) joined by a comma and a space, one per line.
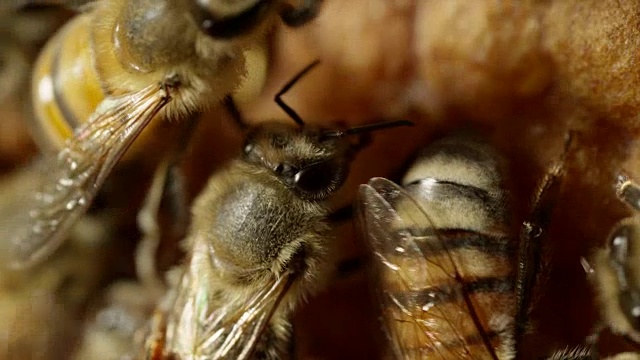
9, 82, 171, 269
361, 178, 500, 359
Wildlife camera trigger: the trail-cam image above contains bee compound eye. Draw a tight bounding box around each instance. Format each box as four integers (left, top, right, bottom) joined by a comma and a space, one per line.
279, 0, 323, 27
293, 160, 344, 200
190, 0, 273, 39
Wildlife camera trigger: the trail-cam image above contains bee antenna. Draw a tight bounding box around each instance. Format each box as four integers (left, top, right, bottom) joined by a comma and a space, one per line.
322, 120, 415, 138
275, 59, 321, 127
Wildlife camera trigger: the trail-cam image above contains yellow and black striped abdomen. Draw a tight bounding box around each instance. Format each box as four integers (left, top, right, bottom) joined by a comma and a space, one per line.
30, 13, 104, 153
379, 223, 516, 359
360, 134, 517, 359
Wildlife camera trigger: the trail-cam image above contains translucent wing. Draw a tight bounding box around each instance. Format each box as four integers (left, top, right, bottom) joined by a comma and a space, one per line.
7, 82, 171, 269
162, 241, 294, 359
358, 177, 499, 360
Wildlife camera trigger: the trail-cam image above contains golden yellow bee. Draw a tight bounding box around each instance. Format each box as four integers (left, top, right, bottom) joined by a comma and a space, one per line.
8, 0, 324, 269
140, 62, 413, 360
357, 133, 571, 359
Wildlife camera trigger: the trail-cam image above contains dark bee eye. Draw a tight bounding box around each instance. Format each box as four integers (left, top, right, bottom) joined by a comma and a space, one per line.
279, 0, 323, 27
190, 0, 272, 39
292, 160, 346, 200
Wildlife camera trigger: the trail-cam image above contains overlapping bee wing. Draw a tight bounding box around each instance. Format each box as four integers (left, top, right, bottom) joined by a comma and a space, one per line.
6, 82, 171, 269
358, 177, 499, 360
163, 244, 294, 360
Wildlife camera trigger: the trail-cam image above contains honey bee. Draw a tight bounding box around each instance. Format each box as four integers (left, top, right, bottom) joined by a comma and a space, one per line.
9, 0, 324, 270
140, 62, 413, 359
581, 174, 640, 355
357, 133, 571, 359
0, 163, 117, 359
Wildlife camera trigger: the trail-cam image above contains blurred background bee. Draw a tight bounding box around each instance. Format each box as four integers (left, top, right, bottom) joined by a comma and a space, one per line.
0, 4, 75, 173
139, 62, 412, 360
0, 160, 129, 360
5, 0, 325, 270
357, 132, 572, 359
71, 280, 159, 360
580, 175, 640, 359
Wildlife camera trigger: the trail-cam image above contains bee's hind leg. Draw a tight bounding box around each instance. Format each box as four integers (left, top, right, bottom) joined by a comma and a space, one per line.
135, 116, 199, 294
515, 132, 575, 355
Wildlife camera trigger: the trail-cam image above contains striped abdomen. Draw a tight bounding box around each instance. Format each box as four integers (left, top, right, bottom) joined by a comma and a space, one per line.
30, 13, 104, 152
360, 134, 517, 360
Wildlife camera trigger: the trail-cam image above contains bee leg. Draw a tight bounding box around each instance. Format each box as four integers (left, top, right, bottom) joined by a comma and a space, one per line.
135, 116, 199, 294
223, 94, 248, 130
143, 310, 168, 360
136, 160, 175, 294
616, 174, 640, 211
327, 204, 353, 224
585, 322, 605, 360
335, 256, 366, 280
279, 0, 323, 27
515, 132, 574, 354
275, 59, 321, 126
326, 204, 366, 279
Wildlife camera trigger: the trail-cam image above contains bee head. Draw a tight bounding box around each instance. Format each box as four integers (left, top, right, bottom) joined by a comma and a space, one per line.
189, 0, 323, 39
241, 119, 414, 201
241, 122, 353, 201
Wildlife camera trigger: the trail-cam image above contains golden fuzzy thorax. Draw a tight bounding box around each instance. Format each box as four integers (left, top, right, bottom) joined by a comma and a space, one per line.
91, 0, 276, 120
161, 156, 332, 359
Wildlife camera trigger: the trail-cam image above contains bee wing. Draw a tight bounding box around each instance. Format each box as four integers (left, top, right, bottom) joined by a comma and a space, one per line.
358, 177, 498, 360
6, 83, 171, 269
167, 256, 293, 360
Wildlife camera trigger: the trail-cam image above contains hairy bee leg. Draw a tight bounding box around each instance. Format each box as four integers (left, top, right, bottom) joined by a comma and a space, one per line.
616, 175, 640, 211
326, 204, 367, 279
279, 0, 323, 27
542, 346, 592, 360
144, 310, 168, 360
136, 159, 173, 293
223, 94, 248, 130
335, 256, 365, 279
587, 328, 640, 360
585, 322, 605, 360
514, 132, 575, 354
275, 59, 321, 126
135, 116, 200, 294
327, 204, 353, 224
